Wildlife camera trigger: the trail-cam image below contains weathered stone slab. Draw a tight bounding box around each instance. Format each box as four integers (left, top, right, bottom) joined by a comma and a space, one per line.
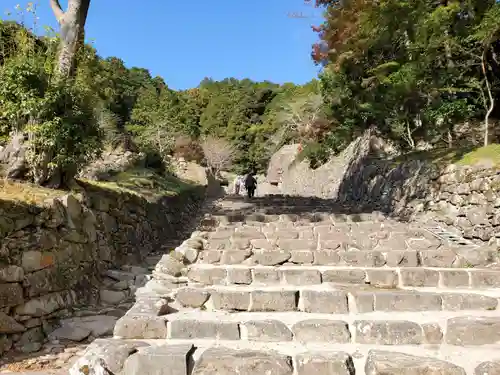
419, 250, 457, 267
253, 250, 291, 266
169, 319, 240, 340
0, 283, 24, 307
353, 292, 375, 312
199, 251, 222, 264
385, 250, 419, 267
252, 268, 280, 284
14, 290, 76, 316
300, 290, 348, 314
470, 271, 500, 288
192, 347, 293, 375
422, 323, 443, 344
187, 267, 226, 285
446, 316, 500, 345
374, 291, 442, 312
442, 293, 498, 311
221, 249, 252, 265
355, 320, 423, 345
280, 269, 321, 285
322, 269, 366, 284
366, 270, 398, 288
0, 311, 26, 333
244, 320, 293, 342
400, 268, 439, 287
212, 290, 251, 311
292, 320, 350, 343
122, 344, 193, 375
296, 352, 354, 375
114, 315, 168, 339
474, 361, 500, 375
175, 287, 210, 308
278, 239, 316, 251
313, 250, 341, 265
0, 265, 24, 282
441, 270, 470, 287
126, 297, 170, 316
365, 350, 466, 375
70, 339, 149, 375
337, 250, 386, 267
154, 254, 185, 277
289, 250, 314, 264
250, 290, 297, 311
227, 268, 252, 284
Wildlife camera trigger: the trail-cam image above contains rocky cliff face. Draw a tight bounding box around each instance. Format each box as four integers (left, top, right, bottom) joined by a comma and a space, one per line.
0, 183, 205, 354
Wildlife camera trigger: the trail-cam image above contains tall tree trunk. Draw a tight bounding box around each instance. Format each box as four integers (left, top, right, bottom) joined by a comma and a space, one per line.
481, 48, 495, 147
50, 0, 91, 79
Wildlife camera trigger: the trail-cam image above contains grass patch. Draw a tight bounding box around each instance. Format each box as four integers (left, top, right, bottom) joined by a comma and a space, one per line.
388, 144, 500, 168
455, 144, 500, 167
0, 180, 65, 205
79, 168, 196, 200
1, 168, 196, 205
389, 146, 475, 168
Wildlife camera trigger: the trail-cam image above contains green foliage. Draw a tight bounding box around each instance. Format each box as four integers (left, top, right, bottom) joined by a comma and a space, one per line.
314, 0, 500, 156
0, 15, 102, 185
25, 82, 102, 178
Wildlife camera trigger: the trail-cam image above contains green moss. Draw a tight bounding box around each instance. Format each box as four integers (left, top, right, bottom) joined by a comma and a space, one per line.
455, 144, 500, 167
78, 168, 196, 200
389, 146, 474, 167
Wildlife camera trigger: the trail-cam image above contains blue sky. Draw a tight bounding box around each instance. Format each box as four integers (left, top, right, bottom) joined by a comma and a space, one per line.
2, 0, 324, 90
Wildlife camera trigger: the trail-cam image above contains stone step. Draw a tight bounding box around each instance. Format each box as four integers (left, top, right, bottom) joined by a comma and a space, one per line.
186, 264, 500, 289
170, 284, 500, 313
113, 309, 500, 347
198, 248, 479, 267
78, 339, 500, 375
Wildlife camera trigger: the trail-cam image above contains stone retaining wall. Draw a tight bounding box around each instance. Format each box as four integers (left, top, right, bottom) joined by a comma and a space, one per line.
336, 159, 500, 245
0, 183, 205, 354
268, 133, 499, 244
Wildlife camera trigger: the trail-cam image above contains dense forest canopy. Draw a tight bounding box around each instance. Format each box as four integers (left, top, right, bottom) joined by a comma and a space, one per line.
0, 8, 322, 180
1, 0, 500, 188
308, 0, 500, 161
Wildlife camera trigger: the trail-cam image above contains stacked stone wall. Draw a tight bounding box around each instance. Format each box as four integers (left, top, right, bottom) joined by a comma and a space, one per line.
0, 183, 205, 354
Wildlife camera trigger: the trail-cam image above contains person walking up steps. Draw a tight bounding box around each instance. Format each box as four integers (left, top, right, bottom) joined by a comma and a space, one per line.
244, 171, 257, 199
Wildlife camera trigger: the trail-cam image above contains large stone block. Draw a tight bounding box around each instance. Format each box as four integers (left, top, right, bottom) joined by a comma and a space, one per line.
113, 315, 168, 339
446, 317, 500, 345
192, 347, 293, 375
0, 283, 24, 307
373, 291, 442, 312
280, 269, 321, 285
212, 290, 251, 311
169, 319, 240, 340
442, 293, 498, 311
292, 320, 350, 343
365, 350, 465, 375
175, 287, 210, 308
244, 320, 293, 342
122, 344, 193, 375
300, 290, 348, 314
296, 352, 354, 375
475, 361, 500, 375
322, 269, 366, 283
249, 290, 297, 312
354, 320, 423, 345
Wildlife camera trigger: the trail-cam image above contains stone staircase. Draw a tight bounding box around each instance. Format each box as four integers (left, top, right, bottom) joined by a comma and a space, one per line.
70, 195, 500, 375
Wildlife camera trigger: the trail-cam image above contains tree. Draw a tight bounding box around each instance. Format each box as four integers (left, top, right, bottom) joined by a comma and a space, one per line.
200, 136, 236, 176
50, 0, 91, 79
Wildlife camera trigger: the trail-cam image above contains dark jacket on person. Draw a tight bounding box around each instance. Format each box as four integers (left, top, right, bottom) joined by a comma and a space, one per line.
244, 174, 257, 189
